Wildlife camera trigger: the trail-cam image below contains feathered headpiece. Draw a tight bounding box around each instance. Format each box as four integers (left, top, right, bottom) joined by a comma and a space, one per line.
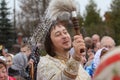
45, 0, 77, 21
30, 0, 80, 46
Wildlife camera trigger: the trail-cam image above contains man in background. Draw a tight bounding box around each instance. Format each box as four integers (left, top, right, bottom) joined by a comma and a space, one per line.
9, 43, 34, 80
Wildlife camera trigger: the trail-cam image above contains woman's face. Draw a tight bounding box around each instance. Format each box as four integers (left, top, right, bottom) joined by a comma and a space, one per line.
6, 56, 12, 67
0, 64, 8, 80
50, 25, 72, 52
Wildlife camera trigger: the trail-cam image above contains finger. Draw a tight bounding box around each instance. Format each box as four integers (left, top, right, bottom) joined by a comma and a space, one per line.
75, 39, 84, 43
74, 35, 83, 40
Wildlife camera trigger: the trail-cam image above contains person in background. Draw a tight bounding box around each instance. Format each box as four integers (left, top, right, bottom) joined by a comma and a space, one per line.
5, 54, 13, 68
81, 52, 87, 66
85, 47, 108, 77
0, 59, 16, 80
93, 46, 120, 80
84, 36, 94, 60
84, 48, 94, 69
84, 36, 115, 77
85, 36, 115, 77
92, 34, 100, 50
93, 36, 116, 69
84, 37, 93, 46
93, 42, 101, 53
0, 45, 8, 57
84, 36, 94, 67
8, 43, 33, 80
0, 59, 8, 80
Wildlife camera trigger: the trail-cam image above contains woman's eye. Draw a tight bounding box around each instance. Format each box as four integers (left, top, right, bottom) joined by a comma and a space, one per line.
2, 69, 7, 73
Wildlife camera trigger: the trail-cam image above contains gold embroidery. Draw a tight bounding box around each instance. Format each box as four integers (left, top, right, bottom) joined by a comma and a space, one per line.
64, 57, 80, 77
63, 69, 77, 79
54, 55, 70, 64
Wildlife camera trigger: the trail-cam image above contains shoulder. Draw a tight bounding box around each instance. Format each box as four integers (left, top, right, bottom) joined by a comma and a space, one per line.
37, 55, 60, 79
14, 52, 26, 58
38, 55, 57, 68
37, 55, 64, 72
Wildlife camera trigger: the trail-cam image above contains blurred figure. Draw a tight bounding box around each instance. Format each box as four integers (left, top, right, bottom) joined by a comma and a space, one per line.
84, 36, 94, 59
0, 59, 8, 80
93, 42, 101, 53
93, 36, 115, 70
0, 45, 8, 57
100, 36, 115, 49
85, 48, 108, 77
20, 43, 32, 57
8, 43, 33, 80
81, 52, 87, 66
87, 49, 94, 61
5, 54, 13, 68
85, 36, 115, 77
84, 37, 93, 45
99, 48, 108, 59
92, 34, 100, 49
0, 59, 16, 80
84, 48, 94, 69
84, 37, 94, 67
93, 46, 120, 80
84, 36, 93, 49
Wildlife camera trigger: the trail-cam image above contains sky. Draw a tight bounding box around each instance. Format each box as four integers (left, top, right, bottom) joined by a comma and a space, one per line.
7, 0, 112, 19
7, 0, 20, 13
76, 0, 112, 18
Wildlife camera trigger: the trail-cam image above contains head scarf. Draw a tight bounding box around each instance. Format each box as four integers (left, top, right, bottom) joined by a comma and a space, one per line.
11, 52, 28, 70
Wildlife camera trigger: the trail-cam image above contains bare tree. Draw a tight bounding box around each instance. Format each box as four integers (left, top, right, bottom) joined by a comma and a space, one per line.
16, 0, 50, 38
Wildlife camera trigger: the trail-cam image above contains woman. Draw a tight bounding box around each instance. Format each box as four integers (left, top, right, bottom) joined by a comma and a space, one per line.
5, 54, 13, 68
0, 59, 16, 80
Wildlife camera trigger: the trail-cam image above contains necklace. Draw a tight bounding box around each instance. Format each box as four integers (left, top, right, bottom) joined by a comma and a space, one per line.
54, 54, 70, 65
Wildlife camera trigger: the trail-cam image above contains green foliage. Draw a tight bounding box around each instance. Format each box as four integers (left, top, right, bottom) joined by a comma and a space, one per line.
82, 0, 109, 38
85, 23, 113, 37
84, 0, 102, 27
110, 0, 120, 45
0, 0, 16, 51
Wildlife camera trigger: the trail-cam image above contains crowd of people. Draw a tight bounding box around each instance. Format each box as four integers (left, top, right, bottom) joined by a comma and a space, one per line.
0, 43, 40, 80
0, 31, 120, 80
0, 0, 120, 80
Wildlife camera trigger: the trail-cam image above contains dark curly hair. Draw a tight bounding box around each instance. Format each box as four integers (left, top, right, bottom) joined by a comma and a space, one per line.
44, 21, 59, 57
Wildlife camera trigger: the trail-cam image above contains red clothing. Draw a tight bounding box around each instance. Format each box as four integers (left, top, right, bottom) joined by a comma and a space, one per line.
9, 76, 16, 80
